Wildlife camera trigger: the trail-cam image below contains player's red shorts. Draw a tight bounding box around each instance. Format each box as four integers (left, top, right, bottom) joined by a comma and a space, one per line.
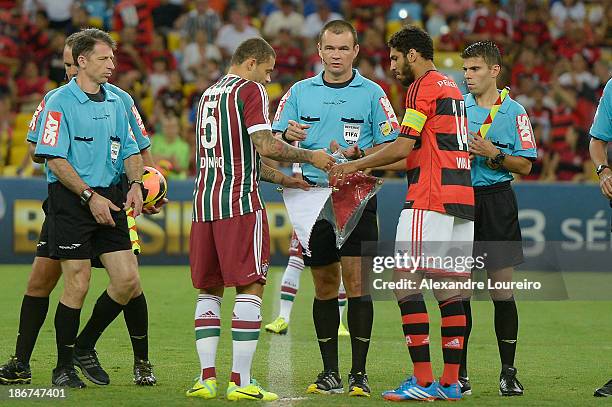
288, 230, 303, 258
190, 210, 270, 289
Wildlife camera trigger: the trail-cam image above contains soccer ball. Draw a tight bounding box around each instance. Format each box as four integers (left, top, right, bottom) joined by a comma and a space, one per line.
142, 166, 168, 208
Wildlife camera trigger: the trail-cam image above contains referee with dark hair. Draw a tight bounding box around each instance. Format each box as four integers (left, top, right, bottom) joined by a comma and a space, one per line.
34, 28, 145, 388
460, 41, 537, 396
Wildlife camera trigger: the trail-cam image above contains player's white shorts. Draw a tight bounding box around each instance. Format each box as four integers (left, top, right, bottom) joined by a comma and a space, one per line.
395, 209, 474, 276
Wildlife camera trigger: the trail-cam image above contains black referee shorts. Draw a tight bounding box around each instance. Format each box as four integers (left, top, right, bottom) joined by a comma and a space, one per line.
303, 197, 378, 267
46, 182, 131, 260
473, 181, 523, 270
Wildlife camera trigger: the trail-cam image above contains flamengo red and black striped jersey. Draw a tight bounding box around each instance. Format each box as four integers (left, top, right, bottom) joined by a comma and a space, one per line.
400, 70, 474, 220
192, 74, 271, 222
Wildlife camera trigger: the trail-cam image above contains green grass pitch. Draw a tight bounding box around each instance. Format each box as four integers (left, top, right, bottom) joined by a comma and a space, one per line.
0, 265, 610, 406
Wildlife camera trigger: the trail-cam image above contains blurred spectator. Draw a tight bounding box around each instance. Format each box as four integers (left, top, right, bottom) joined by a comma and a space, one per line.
527, 86, 555, 144
37, 0, 74, 31
156, 70, 185, 121
351, 0, 389, 35
301, 0, 342, 41
357, 55, 389, 95
46, 31, 67, 84
510, 48, 550, 88
360, 27, 389, 71
151, 111, 190, 179
15, 60, 49, 112
180, 29, 222, 82
467, 0, 513, 47
20, 10, 50, 61
271, 28, 302, 78
263, 0, 304, 39
550, 82, 579, 152
550, 0, 585, 31
0, 26, 18, 93
558, 53, 599, 94
148, 57, 171, 98
431, 0, 473, 18
437, 15, 465, 52
179, 0, 221, 43
549, 126, 591, 182
187, 68, 211, 125
513, 6, 550, 47
114, 0, 156, 47
215, 6, 259, 60
66, 3, 90, 35
0, 91, 14, 175
145, 31, 177, 71
113, 26, 146, 80
152, 0, 184, 33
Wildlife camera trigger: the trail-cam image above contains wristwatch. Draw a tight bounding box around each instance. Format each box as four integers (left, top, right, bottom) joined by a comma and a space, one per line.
596, 164, 610, 176
80, 187, 94, 206
128, 179, 144, 189
490, 151, 506, 166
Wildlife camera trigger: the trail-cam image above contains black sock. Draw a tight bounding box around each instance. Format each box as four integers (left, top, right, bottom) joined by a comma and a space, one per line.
459, 299, 472, 377
347, 295, 373, 374
493, 297, 518, 368
15, 295, 49, 365
398, 293, 433, 386
123, 293, 148, 360
76, 291, 124, 350
313, 297, 339, 372
55, 302, 81, 368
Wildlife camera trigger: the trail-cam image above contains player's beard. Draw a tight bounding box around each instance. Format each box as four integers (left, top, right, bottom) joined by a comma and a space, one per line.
400, 63, 415, 87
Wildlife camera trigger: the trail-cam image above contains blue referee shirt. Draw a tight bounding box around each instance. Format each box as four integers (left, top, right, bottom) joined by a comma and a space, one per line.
465, 92, 538, 187
34, 78, 140, 187
27, 83, 150, 151
590, 79, 612, 142
272, 69, 399, 185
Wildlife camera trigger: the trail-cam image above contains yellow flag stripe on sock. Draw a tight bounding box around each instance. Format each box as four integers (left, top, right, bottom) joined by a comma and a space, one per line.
401, 108, 427, 133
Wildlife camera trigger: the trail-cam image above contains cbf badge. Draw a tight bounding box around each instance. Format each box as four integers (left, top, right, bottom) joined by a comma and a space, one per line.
343, 123, 361, 145
110, 137, 121, 163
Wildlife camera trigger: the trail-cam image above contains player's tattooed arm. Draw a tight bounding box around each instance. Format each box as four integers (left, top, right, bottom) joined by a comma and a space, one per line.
250, 129, 335, 171
260, 163, 310, 190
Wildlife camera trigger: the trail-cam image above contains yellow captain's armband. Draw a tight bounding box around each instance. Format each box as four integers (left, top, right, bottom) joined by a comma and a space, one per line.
401, 108, 427, 133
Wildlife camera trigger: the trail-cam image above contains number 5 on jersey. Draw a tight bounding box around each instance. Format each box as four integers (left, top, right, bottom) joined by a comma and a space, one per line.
199, 100, 218, 149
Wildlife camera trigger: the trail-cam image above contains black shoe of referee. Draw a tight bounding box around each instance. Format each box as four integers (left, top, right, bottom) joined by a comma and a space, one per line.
594, 379, 612, 397
499, 366, 523, 396
51, 366, 86, 388
73, 348, 109, 385
133, 358, 157, 386
459, 376, 472, 395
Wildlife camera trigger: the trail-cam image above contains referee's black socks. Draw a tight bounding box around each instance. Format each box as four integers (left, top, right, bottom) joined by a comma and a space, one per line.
123, 292, 149, 360
494, 296, 518, 368
76, 291, 124, 351
313, 297, 339, 372
459, 298, 472, 378
347, 295, 373, 374
55, 302, 81, 368
15, 295, 49, 365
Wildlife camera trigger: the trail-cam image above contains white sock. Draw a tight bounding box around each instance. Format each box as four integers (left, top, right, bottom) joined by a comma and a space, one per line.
338, 280, 347, 323
231, 294, 262, 387
279, 256, 304, 322
195, 294, 221, 383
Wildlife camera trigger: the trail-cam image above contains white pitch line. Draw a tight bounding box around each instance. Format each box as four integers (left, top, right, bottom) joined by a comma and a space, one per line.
267, 269, 294, 398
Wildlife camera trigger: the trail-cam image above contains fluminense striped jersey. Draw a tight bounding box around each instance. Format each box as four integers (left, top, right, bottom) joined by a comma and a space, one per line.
192, 74, 271, 221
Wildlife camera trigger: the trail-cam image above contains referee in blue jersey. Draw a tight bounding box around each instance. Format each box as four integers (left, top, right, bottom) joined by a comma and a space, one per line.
460, 42, 536, 397
272, 20, 400, 396
589, 78, 612, 397
0, 30, 158, 388
34, 29, 144, 388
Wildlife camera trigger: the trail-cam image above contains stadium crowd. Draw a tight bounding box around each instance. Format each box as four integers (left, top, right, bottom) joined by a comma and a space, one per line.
0, 0, 609, 181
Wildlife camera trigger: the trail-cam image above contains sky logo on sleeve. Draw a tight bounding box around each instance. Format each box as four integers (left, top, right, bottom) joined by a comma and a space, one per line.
516, 114, 535, 149
41, 111, 61, 147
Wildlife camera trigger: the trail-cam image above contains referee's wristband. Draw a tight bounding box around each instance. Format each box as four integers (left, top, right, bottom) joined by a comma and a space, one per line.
128, 179, 143, 189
